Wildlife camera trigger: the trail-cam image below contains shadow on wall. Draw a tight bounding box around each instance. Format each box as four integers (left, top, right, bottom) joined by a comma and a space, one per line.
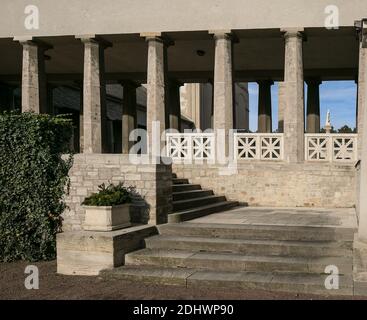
130, 189, 150, 225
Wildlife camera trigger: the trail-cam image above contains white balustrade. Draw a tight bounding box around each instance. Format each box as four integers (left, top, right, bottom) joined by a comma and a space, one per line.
305, 134, 357, 162
166, 132, 215, 161
234, 133, 284, 161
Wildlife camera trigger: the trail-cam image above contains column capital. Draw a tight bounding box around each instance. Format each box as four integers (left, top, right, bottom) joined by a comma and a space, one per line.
209, 30, 239, 43
14, 36, 53, 51
140, 32, 174, 46
76, 35, 112, 49
355, 19, 367, 48
281, 28, 306, 41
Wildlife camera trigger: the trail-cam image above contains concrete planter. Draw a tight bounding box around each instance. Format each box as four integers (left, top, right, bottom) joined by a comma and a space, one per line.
83, 204, 131, 231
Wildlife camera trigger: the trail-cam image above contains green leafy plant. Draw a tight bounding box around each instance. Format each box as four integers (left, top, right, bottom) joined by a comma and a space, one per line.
82, 182, 134, 207
0, 111, 74, 262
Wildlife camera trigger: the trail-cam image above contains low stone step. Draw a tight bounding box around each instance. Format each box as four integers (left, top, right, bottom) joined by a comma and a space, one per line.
101, 266, 353, 296
172, 178, 189, 185
172, 184, 202, 192
125, 249, 352, 274
173, 190, 214, 201
158, 222, 355, 242
173, 195, 226, 212
168, 201, 239, 223
145, 235, 353, 258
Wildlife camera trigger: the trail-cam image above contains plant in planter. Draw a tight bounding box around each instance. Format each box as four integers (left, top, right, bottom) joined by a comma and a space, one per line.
82, 182, 135, 231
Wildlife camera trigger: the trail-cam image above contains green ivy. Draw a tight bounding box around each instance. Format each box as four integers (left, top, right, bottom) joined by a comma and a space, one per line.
82, 182, 134, 207
0, 112, 74, 262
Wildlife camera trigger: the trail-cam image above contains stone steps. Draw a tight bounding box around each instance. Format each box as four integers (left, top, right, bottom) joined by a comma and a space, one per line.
168, 201, 239, 223
173, 189, 214, 201
173, 195, 227, 211
172, 184, 202, 192
101, 266, 353, 296
145, 235, 353, 258
170, 174, 239, 222
125, 248, 352, 274
158, 222, 355, 242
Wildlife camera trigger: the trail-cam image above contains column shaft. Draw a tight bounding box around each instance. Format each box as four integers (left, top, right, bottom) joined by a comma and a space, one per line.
306, 79, 321, 133
144, 35, 167, 155
358, 28, 367, 242
122, 82, 138, 154
81, 37, 110, 154
257, 81, 273, 133
212, 31, 234, 156
19, 40, 48, 113
282, 29, 305, 163
278, 81, 286, 133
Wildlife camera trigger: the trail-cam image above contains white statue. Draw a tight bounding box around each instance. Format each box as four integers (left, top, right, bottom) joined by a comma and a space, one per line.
325, 109, 332, 134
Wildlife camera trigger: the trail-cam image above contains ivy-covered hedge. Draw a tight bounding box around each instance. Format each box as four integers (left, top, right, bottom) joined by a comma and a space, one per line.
0, 112, 74, 262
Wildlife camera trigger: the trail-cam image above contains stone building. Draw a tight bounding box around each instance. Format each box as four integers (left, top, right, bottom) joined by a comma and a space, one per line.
1, 0, 367, 295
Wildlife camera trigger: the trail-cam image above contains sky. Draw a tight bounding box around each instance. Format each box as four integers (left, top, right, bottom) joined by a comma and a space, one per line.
248, 81, 357, 132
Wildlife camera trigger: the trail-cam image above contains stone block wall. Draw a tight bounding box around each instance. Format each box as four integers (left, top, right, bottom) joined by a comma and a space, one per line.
63, 154, 172, 231
173, 162, 356, 208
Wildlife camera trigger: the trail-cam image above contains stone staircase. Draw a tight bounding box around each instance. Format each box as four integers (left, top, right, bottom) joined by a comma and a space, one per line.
101, 214, 356, 296
169, 173, 239, 223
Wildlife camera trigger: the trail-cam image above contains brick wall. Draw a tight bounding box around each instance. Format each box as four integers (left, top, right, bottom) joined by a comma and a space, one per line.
63, 154, 172, 231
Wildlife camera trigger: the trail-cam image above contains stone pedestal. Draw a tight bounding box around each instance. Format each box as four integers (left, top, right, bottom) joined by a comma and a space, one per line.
142, 33, 169, 156
78, 36, 111, 154
122, 81, 138, 154
282, 28, 305, 163
57, 225, 158, 276
211, 30, 234, 157
15, 37, 50, 113
257, 80, 273, 133
306, 79, 321, 133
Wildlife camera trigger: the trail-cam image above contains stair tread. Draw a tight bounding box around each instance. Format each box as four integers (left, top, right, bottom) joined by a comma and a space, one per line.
127, 248, 352, 265
173, 194, 224, 204
160, 221, 356, 232
146, 234, 353, 249
172, 201, 238, 214
173, 189, 211, 195
102, 266, 353, 289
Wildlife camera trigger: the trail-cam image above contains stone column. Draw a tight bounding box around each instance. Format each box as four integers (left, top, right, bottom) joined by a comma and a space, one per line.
78, 36, 111, 154
210, 30, 235, 156
141, 33, 170, 155
306, 79, 321, 133
15, 37, 51, 113
358, 24, 367, 242
358, 39, 367, 157
278, 81, 286, 133
168, 80, 182, 131
257, 80, 273, 133
121, 81, 138, 154
281, 28, 305, 163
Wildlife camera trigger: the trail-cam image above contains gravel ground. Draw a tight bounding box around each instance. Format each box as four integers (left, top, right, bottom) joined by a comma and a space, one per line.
0, 260, 365, 300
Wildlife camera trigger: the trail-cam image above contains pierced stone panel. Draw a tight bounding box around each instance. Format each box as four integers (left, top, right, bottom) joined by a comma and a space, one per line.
305, 134, 357, 163
235, 134, 284, 161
